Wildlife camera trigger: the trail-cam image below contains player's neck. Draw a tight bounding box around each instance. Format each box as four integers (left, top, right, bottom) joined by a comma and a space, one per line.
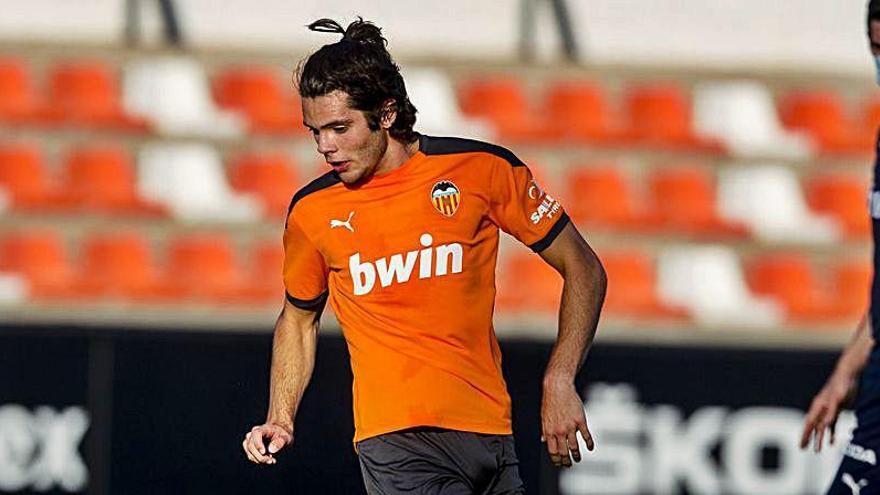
374, 136, 420, 177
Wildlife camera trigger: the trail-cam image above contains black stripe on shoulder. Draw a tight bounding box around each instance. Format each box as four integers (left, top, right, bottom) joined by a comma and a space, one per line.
286, 290, 329, 311
419, 134, 526, 167
285, 171, 341, 225
529, 213, 570, 253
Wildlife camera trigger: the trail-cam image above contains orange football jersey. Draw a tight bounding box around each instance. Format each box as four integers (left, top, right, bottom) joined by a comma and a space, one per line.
283, 134, 568, 442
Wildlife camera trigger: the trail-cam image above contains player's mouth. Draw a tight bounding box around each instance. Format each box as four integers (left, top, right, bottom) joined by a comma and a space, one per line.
329, 160, 351, 173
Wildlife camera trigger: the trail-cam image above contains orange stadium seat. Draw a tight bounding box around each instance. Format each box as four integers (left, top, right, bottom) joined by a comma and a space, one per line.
213, 67, 304, 134
624, 84, 724, 153
833, 260, 872, 321
228, 152, 300, 218
564, 164, 658, 232
457, 78, 556, 142
778, 91, 872, 156
747, 254, 843, 323
248, 240, 285, 303
61, 145, 166, 216
0, 230, 91, 300
496, 251, 561, 314
649, 166, 748, 238
805, 175, 871, 239
48, 61, 148, 131
81, 232, 182, 301
0, 58, 51, 124
168, 234, 262, 303
544, 81, 629, 144
862, 94, 880, 140
0, 143, 67, 209
600, 251, 689, 320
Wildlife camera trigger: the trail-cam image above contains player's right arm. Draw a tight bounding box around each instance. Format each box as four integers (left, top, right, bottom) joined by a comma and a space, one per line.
242, 195, 329, 464
800, 312, 874, 452
242, 299, 322, 465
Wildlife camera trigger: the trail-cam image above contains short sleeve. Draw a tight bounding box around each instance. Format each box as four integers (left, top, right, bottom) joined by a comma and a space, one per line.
283, 212, 329, 310
488, 158, 569, 252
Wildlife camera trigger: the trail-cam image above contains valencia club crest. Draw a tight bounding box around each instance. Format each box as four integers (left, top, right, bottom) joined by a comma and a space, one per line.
431, 180, 461, 217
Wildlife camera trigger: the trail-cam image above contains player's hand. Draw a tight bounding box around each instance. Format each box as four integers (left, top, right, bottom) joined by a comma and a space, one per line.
541, 378, 594, 468
242, 422, 293, 465
800, 372, 857, 453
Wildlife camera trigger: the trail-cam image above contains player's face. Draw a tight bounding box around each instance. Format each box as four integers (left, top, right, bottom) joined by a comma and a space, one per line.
302, 90, 389, 186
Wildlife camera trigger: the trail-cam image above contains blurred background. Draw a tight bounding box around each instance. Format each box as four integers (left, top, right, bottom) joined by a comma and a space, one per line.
0, 1, 875, 494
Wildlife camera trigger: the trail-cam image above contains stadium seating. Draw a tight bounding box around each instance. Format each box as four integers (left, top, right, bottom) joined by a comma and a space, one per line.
137, 143, 262, 222
1, 47, 874, 333
248, 240, 284, 303
564, 164, 658, 232
123, 56, 245, 137
0, 272, 27, 304
228, 152, 300, 219
544, 80, 629, 145
657, 245, 783, 328
47, 61, 148, 131
167, 234, 263, 303
496, 251, 562, 314
623, 84, 724, 153
213, 66, 304, 134
834, 260, 872, 320
717, 165, 839, 244
648, 165, 748, 238
61, 145, 167, 216
746, 254, 844, 323
0, 143, 66, 210
402, 67, 494, 140
80, 232, 183, 301
600, 250, 689, 320
778, 90, 872, 156
805, 175, 872, 239
457, 78, 556, 142
0, 58, 48, 124
693, 81, 813, 159
0, 230, 92, 300
862, 94, 880, 140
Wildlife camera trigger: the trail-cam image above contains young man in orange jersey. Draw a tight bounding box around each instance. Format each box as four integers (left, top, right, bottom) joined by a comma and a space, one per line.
242, 18, 607, 494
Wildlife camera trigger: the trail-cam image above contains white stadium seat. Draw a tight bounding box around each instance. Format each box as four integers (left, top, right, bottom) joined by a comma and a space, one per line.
694, 81, 813, 159
137, 143, 261, 222
0, 187, 9, 213
718, 164, 839, 244
401, 67, 495, 140
0, 273, 27, 305
657, 245, 783, 328
123, 57, 245, 138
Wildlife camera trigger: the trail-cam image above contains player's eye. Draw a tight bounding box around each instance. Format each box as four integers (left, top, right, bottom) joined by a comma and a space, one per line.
333, 126, 348, 134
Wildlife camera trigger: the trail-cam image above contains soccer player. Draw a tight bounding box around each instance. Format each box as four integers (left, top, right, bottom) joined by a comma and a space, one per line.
241, 18, 607, 493
801, 2, 880, 492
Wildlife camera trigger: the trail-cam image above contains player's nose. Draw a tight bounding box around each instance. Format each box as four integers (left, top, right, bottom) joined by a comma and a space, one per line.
316, 133, 337, 155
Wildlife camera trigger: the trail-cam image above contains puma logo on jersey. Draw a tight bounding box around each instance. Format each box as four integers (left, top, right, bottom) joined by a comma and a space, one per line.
349, 233, 463, 295
842, 473, 868, 494
330, 211, 355, 232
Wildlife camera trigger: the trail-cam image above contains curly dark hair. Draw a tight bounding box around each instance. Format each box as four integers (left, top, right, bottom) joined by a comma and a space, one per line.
297, 17, 418, 143
870, 0, 880, 32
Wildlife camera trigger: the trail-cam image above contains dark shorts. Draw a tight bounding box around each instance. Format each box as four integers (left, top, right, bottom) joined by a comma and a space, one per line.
826, 370, 880, 494
356, 427, 525, 495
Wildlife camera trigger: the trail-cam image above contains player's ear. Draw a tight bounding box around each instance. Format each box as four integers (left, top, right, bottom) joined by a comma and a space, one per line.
379, 98, 397, 130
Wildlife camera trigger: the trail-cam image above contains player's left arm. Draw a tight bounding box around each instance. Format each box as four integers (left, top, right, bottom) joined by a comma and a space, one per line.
538, 221, 607, 468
